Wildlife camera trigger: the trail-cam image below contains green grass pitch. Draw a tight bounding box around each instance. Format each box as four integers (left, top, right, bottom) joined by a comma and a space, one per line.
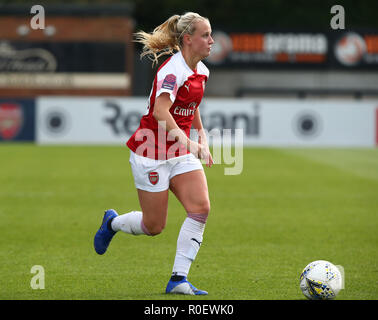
0, 144, 377, 300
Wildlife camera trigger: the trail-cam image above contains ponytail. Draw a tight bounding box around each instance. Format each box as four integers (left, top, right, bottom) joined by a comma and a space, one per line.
134, 12, 207, 66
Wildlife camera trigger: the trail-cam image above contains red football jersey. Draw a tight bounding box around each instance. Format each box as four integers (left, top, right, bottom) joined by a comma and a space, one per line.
127, 51, 209, 160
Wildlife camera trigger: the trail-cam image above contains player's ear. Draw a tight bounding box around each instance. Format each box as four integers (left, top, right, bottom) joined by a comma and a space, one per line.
182, 33, 192, 46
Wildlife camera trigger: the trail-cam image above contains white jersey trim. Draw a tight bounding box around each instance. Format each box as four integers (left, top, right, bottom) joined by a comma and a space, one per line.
155, 51, 209, 103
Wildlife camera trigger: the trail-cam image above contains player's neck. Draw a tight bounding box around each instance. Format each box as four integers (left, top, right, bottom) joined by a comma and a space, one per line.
181, 49, 199, 72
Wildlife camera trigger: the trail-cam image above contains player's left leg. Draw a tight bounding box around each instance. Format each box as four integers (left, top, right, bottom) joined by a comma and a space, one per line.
166, 169, 210, 295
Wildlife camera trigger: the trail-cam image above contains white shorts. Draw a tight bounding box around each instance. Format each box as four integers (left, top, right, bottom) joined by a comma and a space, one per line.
129, 151, 203, 192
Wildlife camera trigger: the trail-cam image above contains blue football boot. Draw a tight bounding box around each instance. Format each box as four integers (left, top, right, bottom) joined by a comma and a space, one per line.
166, 277, 208, 295
94, 209, 118, 255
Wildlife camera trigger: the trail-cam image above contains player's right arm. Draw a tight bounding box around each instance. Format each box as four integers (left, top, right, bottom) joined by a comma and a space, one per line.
153, 93, 208, 160
153, 93, 188, 146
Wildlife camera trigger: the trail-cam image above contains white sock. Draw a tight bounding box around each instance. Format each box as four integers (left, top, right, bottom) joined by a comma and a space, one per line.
171, 216, 206, 277
110, 211, 150, 235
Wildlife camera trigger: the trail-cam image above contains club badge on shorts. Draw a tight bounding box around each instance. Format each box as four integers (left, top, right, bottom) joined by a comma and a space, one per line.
148, 171, 159, 185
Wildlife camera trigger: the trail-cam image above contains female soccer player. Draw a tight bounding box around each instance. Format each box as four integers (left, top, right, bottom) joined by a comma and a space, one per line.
94, 12, 214, 295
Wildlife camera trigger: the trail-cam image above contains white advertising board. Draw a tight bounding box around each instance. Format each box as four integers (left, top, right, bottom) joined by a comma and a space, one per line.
36, 97, 378, 147
36, 97, 146, 145
201, 99, 377, 147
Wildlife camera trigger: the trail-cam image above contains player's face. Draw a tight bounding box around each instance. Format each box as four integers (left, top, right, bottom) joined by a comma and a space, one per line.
189, 19, 214, 59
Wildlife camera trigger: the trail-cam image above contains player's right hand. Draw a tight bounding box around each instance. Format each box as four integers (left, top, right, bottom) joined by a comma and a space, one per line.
189, 140, 213, 168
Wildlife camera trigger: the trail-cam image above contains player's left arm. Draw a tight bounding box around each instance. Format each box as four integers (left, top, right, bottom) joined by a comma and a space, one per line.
193, 108, 213, 167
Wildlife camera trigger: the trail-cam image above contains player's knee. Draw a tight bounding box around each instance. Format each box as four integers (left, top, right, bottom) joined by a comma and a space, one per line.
186, 199, 210, 219
145, 223, 165, 236
198, 199, 210, 215
188, 200, 210, 224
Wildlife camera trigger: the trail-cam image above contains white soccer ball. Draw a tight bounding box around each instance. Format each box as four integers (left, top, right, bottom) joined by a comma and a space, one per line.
299, 260, 343, 300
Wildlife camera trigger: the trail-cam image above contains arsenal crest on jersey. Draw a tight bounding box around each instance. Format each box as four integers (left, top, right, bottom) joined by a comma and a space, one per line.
148, 171, 159, 185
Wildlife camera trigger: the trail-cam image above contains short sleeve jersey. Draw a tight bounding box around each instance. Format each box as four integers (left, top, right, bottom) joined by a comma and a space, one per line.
127, 51, 209, 160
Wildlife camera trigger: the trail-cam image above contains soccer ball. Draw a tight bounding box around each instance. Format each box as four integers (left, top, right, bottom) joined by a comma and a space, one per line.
299, 260, 343, 300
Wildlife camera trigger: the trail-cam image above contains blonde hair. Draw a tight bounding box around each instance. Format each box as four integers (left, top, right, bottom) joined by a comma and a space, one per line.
134, 12, 208, 66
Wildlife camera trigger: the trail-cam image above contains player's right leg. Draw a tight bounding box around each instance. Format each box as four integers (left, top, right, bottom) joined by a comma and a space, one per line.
94, 150, 170, 254
93, 190, 168, 255
135, 188, 169, 236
